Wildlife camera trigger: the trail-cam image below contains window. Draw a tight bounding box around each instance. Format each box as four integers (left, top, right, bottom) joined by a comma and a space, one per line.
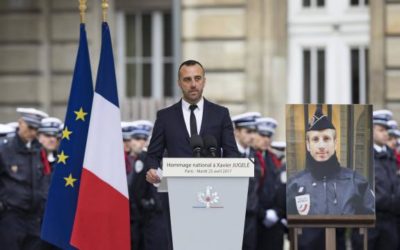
350, 0, 368, 7
302, 0, 325, 8
303, 0, 311, 7
303, 48, 325, 103
351, 47, 369, 104
125, 12, 174, 98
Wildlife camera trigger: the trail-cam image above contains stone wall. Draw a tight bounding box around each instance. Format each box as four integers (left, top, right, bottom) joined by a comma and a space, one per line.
370, 0, 400, 118
0, 0, 102, 122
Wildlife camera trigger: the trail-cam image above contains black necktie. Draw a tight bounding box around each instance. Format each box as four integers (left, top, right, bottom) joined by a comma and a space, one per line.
189, 104, 198, 136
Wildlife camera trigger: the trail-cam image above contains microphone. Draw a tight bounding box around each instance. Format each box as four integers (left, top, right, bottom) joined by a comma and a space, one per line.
203, 135, 217, 157
190, 135, 203, 157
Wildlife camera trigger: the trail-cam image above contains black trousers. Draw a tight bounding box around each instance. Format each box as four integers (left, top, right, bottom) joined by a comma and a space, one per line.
159, 193, 173, 250
131, 210, 169, 250
242, 213, 258, 250
352, 216, 398, 250
296, 228, 345, 250
0, 211, 44, 250
256, 222, 285, 250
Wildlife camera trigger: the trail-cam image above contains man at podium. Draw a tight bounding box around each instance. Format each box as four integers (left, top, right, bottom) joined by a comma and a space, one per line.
145, 59, 239, 249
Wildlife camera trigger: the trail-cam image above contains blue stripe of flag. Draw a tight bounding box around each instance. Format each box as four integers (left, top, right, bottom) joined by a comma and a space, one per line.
41, 23, 94, 250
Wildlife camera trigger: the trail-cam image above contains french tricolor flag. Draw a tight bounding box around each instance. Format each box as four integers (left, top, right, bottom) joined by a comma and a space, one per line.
71, 22, 130, 250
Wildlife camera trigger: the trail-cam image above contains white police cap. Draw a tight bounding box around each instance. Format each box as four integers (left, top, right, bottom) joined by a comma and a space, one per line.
387, 120, 398, 130
0, 124, 16, 137
231, 112, 261, 129
132, 120, 153, 130
389, 129, 400, 138
387, 120, 400, 137
373, 110, 392, 128
39, 117, 63, 136
6, 122, 18, 130
16, 107, 48, 128
121, 121, 136, 140
131, 120, 153, 139
256, 117, 278, 137
271, 141, 286, 149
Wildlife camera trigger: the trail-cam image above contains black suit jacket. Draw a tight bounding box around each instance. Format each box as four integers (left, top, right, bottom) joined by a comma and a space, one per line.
145, 98, 239, 169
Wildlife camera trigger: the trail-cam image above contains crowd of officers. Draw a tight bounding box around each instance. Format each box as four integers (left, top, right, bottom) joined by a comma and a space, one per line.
1, 107, 400, 250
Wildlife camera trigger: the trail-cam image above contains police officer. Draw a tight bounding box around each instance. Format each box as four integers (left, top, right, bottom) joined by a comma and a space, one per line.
254, 117, 286, 250
387, 120, 400, 170
287, 107, 374, 215
286, 107, 374, 250
271, 141, 286, 164
122, 121, 135, 174
232, 112, 261, 250
0, 107, 49, 249
126, 120, 168, 250
38, 117, 63, 172
352, 110, 400, 250
121, 121, 142, 250
386, 120, 400, 250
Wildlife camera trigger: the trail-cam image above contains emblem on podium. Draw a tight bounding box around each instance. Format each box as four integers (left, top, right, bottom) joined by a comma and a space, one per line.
193, 186, 223, 208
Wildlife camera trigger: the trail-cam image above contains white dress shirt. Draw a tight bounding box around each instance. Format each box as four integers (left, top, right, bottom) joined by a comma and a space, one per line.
374, 144, 387, 153
236, 142, 250, 157
182, 98, 204, 137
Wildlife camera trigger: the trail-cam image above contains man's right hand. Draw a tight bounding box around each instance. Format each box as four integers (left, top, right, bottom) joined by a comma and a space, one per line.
146, 168, 161, 184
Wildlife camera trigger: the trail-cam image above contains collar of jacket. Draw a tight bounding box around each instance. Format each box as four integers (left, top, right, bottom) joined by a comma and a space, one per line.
306, 152, 341, 180
13, 134, 40, 153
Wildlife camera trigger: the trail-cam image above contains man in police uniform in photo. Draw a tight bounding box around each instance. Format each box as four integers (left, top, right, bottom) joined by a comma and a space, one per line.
287, 107, 375, 250
287, 107, 375, 216
126, 120, 168, 250
0, 108, 50, 249
232, 112, 261, 250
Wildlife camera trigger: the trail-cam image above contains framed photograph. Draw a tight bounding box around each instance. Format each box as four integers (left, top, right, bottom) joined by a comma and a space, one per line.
286, 104, 375, 227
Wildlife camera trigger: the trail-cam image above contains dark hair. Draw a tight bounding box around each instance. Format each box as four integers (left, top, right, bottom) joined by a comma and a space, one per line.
178, 60, 205, 78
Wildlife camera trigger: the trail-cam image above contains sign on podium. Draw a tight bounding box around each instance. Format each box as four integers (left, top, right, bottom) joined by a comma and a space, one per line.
163, 158, 254, 250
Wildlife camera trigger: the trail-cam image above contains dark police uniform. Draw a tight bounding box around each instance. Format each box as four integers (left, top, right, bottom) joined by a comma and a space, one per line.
0, 134, 50, 249
128, 152, 168, 250
352, 147, 400, 250
256, 150, 286, 250
287, 164, 375, 215
251, 117, 286, 250
38, 117, 63, 175
351, 109, 400, 250
287, 107, 374, 250
231, 111, 262, 250
242, 148, 260, 250
124, 119, 168, 250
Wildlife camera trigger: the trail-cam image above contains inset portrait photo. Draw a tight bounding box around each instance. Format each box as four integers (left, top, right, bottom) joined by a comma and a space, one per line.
286, 104, 375, 226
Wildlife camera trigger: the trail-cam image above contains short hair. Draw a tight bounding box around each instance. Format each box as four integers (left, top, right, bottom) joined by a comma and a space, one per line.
178, 60, 205, 79
306, 129, 337, 142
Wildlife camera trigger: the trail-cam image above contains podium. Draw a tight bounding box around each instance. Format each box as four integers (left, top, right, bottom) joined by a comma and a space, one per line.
163, 158, 254, 250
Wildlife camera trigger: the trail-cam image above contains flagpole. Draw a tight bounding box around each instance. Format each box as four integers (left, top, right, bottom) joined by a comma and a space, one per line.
102, 0, 109, 22
79, 0, 87, 23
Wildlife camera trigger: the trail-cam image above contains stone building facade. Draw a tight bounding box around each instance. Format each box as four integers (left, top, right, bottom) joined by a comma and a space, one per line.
0, 0, 399, 140
370, 0, 400, 118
